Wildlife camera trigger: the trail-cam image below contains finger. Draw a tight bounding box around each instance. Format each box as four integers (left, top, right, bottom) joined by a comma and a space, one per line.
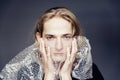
46, 46, 50, 58
39, 38, 42, 51
60, 47, 70, 70
38, 38, 43, 57
72, 38, 78, 53
70, 38, 77, 62
66, 47, 71, 62
41, 38, 46, 54
57, 62, 62, 74
46, 46, 52, 62
41, 38, 47, 61
39, 38, 45, 63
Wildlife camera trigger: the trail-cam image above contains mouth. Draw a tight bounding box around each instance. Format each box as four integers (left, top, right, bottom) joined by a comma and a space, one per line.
54, 53, 64, 56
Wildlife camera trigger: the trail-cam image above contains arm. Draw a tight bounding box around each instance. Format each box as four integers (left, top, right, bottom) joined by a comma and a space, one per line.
38, 38, 56, 80
59, 38, 77, 80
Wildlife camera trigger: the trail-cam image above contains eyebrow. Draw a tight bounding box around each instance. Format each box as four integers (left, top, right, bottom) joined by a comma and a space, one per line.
44, 34, 55, 38
44, 33, 73, 37
62, 34, 73, 36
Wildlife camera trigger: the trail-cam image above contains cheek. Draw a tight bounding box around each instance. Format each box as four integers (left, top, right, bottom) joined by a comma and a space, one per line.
63, 41, 71, 47
63, 40, 72, 50
44, 40, 55, 55
44, 39, 55, 48
43, 39, 72, 51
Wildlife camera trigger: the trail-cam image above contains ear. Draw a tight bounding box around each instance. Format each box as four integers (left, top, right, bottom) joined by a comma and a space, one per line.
35, 32, 41, 42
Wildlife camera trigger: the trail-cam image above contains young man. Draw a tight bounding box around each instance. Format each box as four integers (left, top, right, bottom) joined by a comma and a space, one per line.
0, 7, 103, 80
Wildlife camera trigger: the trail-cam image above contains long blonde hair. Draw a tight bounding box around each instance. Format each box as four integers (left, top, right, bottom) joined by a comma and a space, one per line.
35, 7, 82, 38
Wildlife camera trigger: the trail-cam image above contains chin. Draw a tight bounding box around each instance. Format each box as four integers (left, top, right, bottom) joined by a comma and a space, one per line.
52, 56, 66, 62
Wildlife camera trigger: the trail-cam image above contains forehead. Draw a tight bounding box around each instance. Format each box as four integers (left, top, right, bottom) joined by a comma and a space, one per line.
43, 17, 73, 35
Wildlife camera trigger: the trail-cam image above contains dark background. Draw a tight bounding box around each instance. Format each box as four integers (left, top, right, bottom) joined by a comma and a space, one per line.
0, 0, 120, 80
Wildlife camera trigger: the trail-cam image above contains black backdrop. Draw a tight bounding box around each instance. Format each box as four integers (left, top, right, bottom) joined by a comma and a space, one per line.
0, 0, 120, 80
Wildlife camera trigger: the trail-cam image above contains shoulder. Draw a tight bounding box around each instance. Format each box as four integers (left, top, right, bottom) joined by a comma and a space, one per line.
92, 63, 104, 80
0, 43, 41, 79
72, 63, 104, 80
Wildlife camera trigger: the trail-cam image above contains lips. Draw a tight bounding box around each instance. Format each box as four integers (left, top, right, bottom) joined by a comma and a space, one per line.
54, 53, 64, 55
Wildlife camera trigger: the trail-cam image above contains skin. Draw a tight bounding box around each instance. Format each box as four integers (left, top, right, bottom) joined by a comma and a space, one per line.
36, 17, 78, 80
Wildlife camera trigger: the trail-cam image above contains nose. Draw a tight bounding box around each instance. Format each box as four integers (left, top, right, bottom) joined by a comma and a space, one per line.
56, 38, 63, 51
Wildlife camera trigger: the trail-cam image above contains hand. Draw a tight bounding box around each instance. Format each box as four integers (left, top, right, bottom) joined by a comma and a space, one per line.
59, 38, 78, 80
38, 38, 56, 80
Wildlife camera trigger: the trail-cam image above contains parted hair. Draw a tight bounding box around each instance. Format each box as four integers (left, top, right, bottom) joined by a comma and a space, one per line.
35, 7, 82, 38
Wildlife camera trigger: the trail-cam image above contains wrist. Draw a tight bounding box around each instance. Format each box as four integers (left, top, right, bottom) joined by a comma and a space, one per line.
60, 74, 72, 80
44, 73, 55, 80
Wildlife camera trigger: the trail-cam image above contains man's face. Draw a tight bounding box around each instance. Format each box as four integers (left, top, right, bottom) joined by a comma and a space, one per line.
42, 17, 73, 62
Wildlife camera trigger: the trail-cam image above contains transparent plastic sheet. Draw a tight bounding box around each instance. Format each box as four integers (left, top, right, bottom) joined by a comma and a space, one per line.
72, 36, 93, 80
0, 36, 92, 80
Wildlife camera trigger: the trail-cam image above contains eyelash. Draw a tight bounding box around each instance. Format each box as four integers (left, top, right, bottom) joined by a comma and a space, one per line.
63, 36, 72, 39
46, 36, 72, 40
46, 36, 54, 40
